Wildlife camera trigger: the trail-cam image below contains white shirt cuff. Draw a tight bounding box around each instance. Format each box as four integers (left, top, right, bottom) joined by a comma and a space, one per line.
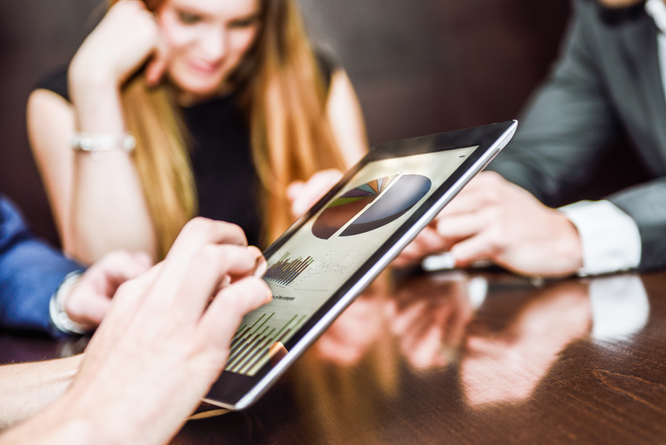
559, 200, 641, 276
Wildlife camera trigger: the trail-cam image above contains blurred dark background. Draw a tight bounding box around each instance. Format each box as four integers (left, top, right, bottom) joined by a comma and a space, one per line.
0, 0, 573, 247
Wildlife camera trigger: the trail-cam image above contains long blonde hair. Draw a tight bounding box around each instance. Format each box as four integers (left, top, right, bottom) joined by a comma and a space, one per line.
111, 0, 344, 258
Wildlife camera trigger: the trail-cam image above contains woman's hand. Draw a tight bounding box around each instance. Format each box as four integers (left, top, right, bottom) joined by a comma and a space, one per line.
48, 0, 168, 264
287, 169, 344, 219
69, 0, 168, 90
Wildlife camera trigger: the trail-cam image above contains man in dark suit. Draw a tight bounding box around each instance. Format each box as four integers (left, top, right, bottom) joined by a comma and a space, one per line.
0, 195, 150, 335
400, 0, 666, 277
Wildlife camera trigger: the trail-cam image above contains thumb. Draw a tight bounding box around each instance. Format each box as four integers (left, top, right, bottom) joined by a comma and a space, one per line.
287, 181, 305, 201
450, 234, 494, 268
65, 283, 114, 328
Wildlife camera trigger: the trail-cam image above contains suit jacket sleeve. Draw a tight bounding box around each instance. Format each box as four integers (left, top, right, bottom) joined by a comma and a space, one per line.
607, 178, 666, 270
487, 0, 622, 208
488, 0, 666, 270
0, 196, 83, 334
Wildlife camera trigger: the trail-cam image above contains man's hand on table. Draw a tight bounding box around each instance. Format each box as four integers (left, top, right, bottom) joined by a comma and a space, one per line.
394, 171, 584, 277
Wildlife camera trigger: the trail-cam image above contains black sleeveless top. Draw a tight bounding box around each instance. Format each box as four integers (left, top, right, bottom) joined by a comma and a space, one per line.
37, 54, 336, 247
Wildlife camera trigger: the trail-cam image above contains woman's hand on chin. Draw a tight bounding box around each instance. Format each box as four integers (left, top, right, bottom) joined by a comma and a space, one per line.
69, 0, 168, 91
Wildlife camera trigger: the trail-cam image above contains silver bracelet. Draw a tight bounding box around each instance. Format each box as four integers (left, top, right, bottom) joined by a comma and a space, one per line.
49, 271, 91, 335
70, 132, 136, 159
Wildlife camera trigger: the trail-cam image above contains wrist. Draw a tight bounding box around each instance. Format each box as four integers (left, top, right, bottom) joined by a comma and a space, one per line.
557, 211, 584, 271
71, 132, 136, 159
0, 390, 95, 445
50, 419, 96, 445
34, 398, 104, 445
538, 208, 583, 277
53, 404, 130, 445
50, 376, 135, 444
69, 54, 119, 98
68, 69, 127, 134
55, 376, 171, 445
50, 271, 92, 335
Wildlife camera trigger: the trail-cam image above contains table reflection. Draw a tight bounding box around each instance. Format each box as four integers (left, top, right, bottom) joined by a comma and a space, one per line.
288, 272, 649, 427
461, 280, 593, 406
313, 272, 476, 371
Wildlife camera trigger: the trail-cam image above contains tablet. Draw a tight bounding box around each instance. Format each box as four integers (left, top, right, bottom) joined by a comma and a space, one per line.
205, 120, 518, 410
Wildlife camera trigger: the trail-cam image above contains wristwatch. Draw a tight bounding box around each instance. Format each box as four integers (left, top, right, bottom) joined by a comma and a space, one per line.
49, 271, 91, 335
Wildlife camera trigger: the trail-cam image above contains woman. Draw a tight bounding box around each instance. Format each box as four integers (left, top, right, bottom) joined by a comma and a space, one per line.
29, 0, 367, 264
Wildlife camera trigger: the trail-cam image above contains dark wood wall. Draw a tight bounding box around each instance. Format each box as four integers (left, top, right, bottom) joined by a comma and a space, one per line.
0, 0, 103, 245
300, 0, 570, 143
0, 0, 571, 246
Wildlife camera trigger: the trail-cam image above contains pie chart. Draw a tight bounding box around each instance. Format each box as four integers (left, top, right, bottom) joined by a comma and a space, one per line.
312, 174, 431, 240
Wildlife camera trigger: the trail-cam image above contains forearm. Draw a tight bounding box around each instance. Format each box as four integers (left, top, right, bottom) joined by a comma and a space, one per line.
71, 148, 156, 264
0, 383, 128, 445
0, 355, 82, 431
68, 68, 156, 263
28, 1, 161, 264
0, 357, 204, 445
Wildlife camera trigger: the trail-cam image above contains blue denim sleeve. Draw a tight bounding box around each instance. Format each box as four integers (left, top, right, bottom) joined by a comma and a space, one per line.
0, 196, 83, 335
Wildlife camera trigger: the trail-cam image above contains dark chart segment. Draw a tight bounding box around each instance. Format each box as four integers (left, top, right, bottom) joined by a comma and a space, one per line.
264, 252, 314, 286
312, 174, 431, 239
312, 175, 398, 239
225, 312, 307, 376
342, 174, 431, 236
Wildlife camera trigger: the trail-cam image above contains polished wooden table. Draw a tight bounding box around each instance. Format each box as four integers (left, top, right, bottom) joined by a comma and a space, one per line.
2, 270, 666, 444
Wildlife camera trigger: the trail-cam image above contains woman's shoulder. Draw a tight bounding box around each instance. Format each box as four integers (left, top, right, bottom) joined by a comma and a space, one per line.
34, 67, 70, 102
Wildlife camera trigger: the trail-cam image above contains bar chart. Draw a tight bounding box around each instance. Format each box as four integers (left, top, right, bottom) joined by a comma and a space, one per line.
225, 311, 307, 376
264, 252, 314, 286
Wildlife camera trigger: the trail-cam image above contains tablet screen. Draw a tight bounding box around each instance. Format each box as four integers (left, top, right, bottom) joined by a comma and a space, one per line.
224, 145, 478, 376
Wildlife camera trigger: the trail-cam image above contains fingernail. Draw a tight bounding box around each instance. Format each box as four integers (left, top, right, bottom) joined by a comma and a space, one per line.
254, 257, 267, 277
246, 246, 261, 259
435, 219, 445, 235
137, 251, 153, 266
294, 203, 307, 216
249, 247, 267, 277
